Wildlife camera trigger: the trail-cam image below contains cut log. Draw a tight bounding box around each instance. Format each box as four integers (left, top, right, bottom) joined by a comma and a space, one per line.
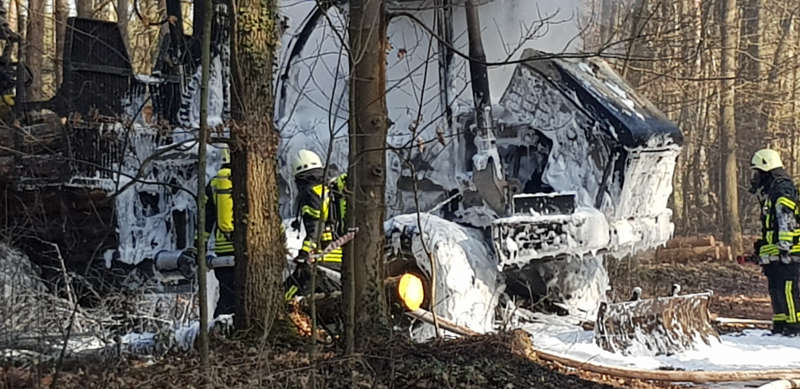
714, 317, 772, 326
665, 235, 716, 249
657, 245, 719, 262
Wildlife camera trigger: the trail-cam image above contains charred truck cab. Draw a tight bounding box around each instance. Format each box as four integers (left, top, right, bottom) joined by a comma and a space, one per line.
487, 50, 681, 314
0, 1, 231, 292
0, 0, 684, 341
276, 1, 682, 324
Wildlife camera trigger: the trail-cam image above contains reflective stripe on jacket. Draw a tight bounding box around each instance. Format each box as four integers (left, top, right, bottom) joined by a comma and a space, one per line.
297, 174, 347, 263
760, 177, 800, 261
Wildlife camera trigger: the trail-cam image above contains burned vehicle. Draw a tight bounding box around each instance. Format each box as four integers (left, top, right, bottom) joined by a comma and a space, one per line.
275, 0, 692, 343
0, 0, 706, 355
0, 1, 232, 293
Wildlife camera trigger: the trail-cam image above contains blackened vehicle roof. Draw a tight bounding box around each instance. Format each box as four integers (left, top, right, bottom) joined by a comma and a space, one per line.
519, 48, 683, 148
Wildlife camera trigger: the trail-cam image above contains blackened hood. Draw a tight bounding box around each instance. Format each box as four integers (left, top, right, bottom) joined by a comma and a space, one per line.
518, 49, 683, 148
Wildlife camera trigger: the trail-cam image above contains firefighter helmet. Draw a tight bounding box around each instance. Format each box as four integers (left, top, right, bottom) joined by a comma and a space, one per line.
751, 149, 783, 172
292, 149, 322, 176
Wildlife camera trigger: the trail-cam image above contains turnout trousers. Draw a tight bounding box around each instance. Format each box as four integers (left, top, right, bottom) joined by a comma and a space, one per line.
764, 262, 800, 335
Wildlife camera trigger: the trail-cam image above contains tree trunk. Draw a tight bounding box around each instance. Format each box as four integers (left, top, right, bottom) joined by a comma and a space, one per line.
229, 0, 285, 334
719, 0, 743, 255
8, 0, 20, 47
24, 0, 43, 100
76, 0, 92, 18
194, 0, 214, 372
465, 0, 490, 125
735, 0, 761, 196
117, 0, 129, 51
599, 0, 613, 46
54, 0, 68, 88
620, 0, 649, 80
346, 0, 389, 348
792, 25, 799, 177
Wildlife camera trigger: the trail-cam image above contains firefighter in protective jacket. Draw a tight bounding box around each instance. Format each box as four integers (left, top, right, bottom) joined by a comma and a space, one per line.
285, 149, 347, 299
206, 146, 236, 316
750, 148, 800, 336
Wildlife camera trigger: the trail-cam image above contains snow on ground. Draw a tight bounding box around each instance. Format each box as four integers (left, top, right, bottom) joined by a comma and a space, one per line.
521, 319, 800, 371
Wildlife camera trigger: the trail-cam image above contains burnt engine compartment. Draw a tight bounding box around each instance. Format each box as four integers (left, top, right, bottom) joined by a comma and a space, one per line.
0, 1, 228, 300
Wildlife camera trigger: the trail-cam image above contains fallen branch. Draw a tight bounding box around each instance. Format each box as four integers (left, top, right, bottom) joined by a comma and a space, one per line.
714, 317, 772, 326
665, 235, 716, 249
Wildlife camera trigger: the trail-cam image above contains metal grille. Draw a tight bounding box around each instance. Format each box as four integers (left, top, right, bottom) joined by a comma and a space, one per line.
69, 124, 122, 180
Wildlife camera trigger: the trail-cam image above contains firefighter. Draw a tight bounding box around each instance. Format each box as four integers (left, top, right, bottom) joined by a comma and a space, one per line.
750, 148, 800, 336
285, 149, 346, 299
206, 146, 236, 316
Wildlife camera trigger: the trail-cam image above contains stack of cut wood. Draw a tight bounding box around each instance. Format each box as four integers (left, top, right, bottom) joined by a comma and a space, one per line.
656, 235, 733, 262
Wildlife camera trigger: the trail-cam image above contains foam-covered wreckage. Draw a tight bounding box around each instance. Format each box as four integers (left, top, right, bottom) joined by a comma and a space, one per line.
0, 0, 687, 346
0, 0, 236, 293
275, 0, 682, 328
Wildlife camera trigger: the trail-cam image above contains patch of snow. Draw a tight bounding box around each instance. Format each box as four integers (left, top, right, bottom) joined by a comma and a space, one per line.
522, 323, 800, 372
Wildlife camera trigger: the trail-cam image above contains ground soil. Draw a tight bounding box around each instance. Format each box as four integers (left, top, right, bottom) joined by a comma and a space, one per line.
1, 238, 769, 389
2, 329, 688, 389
